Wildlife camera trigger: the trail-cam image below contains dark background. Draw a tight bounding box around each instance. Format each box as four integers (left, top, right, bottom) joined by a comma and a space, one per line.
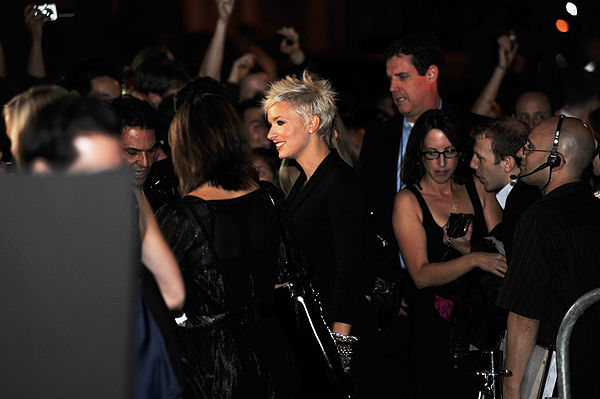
2, 0, 599, 112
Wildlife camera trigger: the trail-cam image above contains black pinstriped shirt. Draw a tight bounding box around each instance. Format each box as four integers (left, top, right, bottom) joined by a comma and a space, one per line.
497, 182, 600, 398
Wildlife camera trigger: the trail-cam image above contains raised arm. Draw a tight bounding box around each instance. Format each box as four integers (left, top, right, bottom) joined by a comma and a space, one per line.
198, 0, 235, 81
393, 189, 506, 289
136, 190, 185, 310
471, 34, 518, 117
24, 4, 47, 78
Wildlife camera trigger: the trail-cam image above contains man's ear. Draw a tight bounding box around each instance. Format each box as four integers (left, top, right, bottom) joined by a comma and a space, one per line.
426, 65, 439, 83
503, 155, 517, 173
308, 114, 320, 134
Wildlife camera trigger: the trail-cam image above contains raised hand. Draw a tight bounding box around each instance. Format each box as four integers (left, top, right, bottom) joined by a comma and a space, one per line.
228, 53, 255, 83
215, 0, 234, 23
497, 33, 519, 71
24, 4, 46, 40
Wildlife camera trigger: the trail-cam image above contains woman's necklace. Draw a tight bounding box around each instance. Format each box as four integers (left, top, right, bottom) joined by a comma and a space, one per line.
449, 183, 458, 213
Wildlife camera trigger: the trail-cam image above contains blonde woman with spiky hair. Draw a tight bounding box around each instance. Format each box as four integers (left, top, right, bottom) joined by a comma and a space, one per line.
264, 71, 378, 396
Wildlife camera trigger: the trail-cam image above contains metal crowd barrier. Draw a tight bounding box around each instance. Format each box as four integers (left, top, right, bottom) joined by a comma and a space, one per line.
556, 287, 600, 399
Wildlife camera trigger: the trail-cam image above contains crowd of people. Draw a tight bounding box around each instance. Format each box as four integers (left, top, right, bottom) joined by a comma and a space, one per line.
2, 1, 600, 398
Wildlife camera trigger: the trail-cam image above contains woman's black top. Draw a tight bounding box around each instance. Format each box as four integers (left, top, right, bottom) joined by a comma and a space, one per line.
285, 150, 365, 325
156, 188, 299, 398
406, 175, 486, 265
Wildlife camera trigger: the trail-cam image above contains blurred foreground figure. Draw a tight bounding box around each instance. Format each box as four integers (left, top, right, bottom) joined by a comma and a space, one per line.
21, 96, 187, 399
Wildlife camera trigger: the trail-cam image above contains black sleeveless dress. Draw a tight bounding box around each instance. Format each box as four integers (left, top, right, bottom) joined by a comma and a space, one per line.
405, 176, 486, 398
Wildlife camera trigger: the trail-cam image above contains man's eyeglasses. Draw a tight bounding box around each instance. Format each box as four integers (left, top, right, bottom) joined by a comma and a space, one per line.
421, 148, 459, 160
521, 143, 552, 156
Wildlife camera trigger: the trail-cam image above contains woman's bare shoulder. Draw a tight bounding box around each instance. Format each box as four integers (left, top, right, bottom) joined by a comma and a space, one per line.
394, 186, 423, 219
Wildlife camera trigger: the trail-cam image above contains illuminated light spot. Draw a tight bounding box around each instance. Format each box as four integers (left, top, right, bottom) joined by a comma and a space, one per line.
584, 62, 596, 72
556, 19, 569, 33
566, 2, 578, 16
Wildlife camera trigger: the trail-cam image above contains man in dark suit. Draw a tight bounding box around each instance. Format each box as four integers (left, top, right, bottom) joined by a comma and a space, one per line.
360, 34, 443, 252
469, 118, 541, 261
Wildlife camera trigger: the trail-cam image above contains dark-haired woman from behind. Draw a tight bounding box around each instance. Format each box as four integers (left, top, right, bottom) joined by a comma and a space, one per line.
392, 109, 506, 398
155, 93, 299, 398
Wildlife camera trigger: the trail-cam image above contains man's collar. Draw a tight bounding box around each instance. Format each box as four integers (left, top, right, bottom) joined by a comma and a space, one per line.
496, 179, 517, 209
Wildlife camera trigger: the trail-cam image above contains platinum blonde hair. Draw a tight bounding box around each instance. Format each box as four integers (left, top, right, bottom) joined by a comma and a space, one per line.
262, 70, 336, 142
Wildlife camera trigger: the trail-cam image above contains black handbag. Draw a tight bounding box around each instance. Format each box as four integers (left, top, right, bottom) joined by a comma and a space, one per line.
261, 181, 357, 399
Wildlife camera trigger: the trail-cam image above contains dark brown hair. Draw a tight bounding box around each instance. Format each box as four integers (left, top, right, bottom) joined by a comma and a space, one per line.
169, 94, 255, 194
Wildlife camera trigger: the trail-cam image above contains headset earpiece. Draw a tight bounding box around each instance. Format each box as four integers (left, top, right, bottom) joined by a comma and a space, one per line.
547, 115, 565, 169
549, 153, 561, 168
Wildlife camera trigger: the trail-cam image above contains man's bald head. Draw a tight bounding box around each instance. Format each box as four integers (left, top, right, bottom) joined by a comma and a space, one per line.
515, 91, 552, 129
534, 116, 595, 176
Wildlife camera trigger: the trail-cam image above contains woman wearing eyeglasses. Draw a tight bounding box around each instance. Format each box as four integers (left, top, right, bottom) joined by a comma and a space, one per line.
392, 109, 506, 398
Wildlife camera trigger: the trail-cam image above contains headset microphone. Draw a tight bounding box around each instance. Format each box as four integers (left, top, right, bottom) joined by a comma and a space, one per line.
510, 160, 551, 181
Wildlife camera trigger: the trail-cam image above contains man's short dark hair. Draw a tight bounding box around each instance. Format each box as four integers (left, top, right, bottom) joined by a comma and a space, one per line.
384, 33, 445, 75
20, 96, 119, 171
133, 56, 189, 97
110, 95, 158, 132
471, 118, 530, 164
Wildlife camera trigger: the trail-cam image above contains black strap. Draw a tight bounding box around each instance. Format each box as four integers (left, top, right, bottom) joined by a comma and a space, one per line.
258, 181, 310, 288
406, 184, 437, 227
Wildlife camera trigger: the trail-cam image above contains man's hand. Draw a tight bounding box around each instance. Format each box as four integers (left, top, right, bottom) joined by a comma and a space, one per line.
25, 4, 46, 41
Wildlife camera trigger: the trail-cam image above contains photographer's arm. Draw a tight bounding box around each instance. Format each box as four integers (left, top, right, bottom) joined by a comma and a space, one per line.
24, 4, 46, 79
198, 0, 234, 81
393, 189, 506, 289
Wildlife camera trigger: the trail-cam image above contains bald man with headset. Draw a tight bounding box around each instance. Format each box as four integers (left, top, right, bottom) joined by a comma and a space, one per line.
497, 116, 600, 399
